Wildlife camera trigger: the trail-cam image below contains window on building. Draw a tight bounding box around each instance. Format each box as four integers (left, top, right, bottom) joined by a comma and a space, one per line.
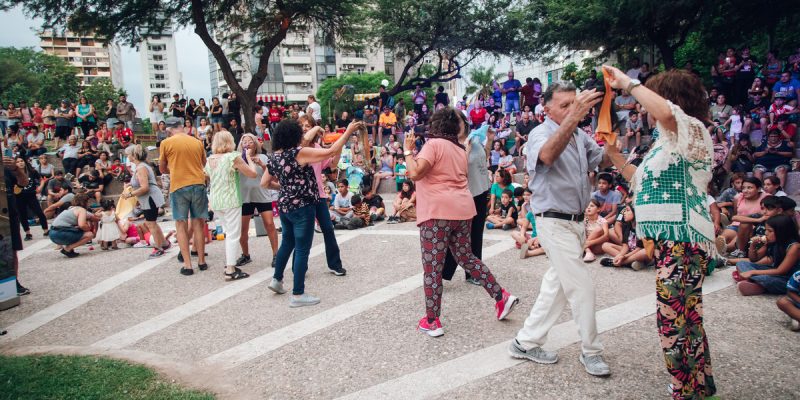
153, 55, 163, 61
356, 68, 364, 74
153, 64, 164, 71
154, 74, 165, 80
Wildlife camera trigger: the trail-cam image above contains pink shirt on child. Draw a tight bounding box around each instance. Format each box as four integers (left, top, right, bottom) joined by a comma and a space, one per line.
312, 143, 333, 198
732, 192, 768, 225
414, 138, 476, 225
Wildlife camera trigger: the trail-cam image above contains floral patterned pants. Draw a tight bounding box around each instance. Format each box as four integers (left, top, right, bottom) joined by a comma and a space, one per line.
419, 219, 502, 321
656, 241, 716, 400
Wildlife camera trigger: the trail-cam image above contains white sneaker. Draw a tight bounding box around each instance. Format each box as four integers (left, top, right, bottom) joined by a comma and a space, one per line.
791, 319, 800, 332
268, 278, 286, 294
314, 224, 322, 233
290, 293, 320, 308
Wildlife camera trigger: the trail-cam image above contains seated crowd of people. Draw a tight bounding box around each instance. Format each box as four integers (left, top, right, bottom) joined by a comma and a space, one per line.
4, 46, 800, 329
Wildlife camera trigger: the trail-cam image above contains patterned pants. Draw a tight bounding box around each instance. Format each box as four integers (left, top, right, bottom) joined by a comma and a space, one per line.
419, 219, 503, 321
656, 241, 716, 400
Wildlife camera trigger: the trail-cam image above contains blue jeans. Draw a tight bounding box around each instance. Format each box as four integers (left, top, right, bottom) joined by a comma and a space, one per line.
736, 261, 789, 294
504, 99, 520, 113
170, 184, 209, 221
274, 204, 315, 295
313, 200, 343, 270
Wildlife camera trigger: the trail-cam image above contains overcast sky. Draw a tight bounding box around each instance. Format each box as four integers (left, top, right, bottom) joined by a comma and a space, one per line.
0, 5, 211, 112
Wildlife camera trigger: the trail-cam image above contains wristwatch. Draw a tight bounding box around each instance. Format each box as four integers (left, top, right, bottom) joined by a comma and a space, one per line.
626, 79, 641, 94
403, 150, 412, 156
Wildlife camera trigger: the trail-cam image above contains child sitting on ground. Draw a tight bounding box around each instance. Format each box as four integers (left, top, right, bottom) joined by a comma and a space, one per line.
335, 194, 371, 230
497, 148, 516, 174
600, 204, 653, 270
96, 199, 121, 250
777, 270, 800, 331
583, 199, 610, 262
716, 173, 745, 226
592, 172, 622, 224
486, 189, 518, 230
330, 178, 353, 222
725, 195, 785, 264
361, 187, 386, 221
511, 188, 545, 259
717, 177, 768, 258
388, 181, 416, 223
735, 215, 800, 296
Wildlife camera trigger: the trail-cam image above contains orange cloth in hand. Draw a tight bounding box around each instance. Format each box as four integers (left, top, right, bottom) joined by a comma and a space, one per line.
596, 68, 617, 145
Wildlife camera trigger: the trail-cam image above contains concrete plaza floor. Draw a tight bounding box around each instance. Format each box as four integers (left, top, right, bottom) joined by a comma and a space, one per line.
1, 219, 797, 399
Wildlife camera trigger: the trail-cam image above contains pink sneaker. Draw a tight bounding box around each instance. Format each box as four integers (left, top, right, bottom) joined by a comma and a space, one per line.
417, 317, 444, 337
495, 289, 519, 320
583, 249, 596, 263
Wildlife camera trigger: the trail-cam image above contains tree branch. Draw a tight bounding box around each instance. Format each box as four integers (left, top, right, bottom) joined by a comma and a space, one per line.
190, 0, 243, 94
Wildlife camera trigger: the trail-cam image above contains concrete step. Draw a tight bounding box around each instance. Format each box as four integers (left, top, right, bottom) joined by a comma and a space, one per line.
378, 177, 398, 195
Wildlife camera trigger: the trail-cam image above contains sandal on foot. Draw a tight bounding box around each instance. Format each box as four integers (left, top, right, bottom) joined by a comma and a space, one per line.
24, 233, 33, 241
600, 258, 614, 267
225, 269, 250, 280
198, 263, 209, 271
180, 267, 194, 276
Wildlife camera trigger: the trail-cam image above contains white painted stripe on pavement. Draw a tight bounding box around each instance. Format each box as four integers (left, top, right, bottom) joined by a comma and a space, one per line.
358, 229, 510, 242
336, 271, 735, 400
18, 239, 54, 262
0, 248, 181, 343
91, 232, 360, 349
203, 240, 516, 369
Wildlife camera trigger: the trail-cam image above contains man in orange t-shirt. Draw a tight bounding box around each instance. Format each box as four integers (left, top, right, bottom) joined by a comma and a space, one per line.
159, 128, 208, 275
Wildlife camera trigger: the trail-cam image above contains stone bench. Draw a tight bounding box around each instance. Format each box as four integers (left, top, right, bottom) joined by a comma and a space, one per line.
378, 177, 398, 194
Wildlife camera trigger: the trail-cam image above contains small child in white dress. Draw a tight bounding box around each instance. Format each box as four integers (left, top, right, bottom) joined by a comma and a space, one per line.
97, 200, 121, 250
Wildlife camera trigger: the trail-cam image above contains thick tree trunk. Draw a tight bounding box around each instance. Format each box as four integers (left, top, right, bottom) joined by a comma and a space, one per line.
654, 40, 676, 70
238, 92, 256, 135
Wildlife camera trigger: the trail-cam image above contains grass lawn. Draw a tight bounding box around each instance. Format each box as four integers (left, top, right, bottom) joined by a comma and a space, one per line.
0, 354, 215, 400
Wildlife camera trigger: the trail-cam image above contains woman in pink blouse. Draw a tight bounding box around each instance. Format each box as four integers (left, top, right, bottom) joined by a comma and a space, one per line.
403, 107, 519, 337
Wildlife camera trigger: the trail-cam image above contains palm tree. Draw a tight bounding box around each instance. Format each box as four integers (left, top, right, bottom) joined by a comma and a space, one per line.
464, 66, 504, 98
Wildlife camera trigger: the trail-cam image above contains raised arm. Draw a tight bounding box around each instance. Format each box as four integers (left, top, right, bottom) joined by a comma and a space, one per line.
538, 89, 603, 166
296, 121, 363, 166
233, 156, 257, 178
603, 65, 677, 134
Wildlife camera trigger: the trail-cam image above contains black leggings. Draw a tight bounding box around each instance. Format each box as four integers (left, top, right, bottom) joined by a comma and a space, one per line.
442, 190, 489, 280
16, 191, 48, 232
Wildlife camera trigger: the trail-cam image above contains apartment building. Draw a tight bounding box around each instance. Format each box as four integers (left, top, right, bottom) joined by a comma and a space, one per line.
140, 29, 184, 106
39, 29, 123, 89
209, 25, 399, 103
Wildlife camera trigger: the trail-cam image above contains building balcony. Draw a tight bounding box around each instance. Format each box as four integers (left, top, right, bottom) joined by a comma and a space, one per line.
283, 74, 312, 83
339, 56, 368, 65
284, 34, 309, 46
283, 55, 312, 65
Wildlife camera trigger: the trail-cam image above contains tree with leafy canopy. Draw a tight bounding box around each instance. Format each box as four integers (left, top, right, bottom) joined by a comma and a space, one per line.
317, 72, 391, 123
367, 0, 527, 96
81, 77, 124, 119
315, 71, 435, 124
521, 0, 713, 69
0, 47, 80, 105
464, 65, 503, 98
1, 0, 363, 132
